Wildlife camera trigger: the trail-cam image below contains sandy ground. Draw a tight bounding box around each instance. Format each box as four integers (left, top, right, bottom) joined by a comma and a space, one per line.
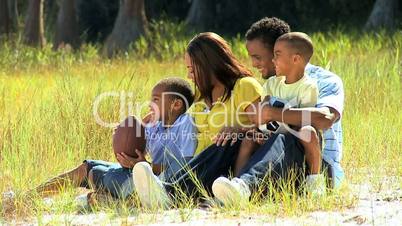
3, 182, 401, 225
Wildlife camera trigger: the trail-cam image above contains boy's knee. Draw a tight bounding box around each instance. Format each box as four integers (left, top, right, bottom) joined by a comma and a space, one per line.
299, 126, 319, 143
300, 125, 317, 133
88, 166, 106, 188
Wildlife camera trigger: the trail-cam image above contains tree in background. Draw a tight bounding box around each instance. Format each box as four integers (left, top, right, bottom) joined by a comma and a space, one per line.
0, 0, 18, 37
185, 0, 210, 31
54, 0, 80, 49
103, 0, 148, 58
23, 0, 46, 47
365, 0, 399, 30
8, 0, 18, 31
76, 0, 119, 43
0, 0, 11, 36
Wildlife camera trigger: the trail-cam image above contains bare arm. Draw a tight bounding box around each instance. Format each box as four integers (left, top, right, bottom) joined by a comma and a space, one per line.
259, 105, 340, 131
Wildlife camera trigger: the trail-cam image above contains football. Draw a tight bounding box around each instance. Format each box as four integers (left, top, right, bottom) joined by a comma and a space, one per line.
112, 116, 146, 158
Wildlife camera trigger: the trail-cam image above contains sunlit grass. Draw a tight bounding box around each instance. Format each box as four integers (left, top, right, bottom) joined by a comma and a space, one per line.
0, 27, 401, 223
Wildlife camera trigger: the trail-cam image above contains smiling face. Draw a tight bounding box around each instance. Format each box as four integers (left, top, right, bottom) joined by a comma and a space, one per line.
246, 38, 275, 79
149, 85, 170, 123
272, 40, 294, 76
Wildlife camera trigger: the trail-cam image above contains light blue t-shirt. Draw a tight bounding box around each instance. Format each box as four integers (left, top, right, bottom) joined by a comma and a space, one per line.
305, 63, 345, 188
145, 113, 197, 177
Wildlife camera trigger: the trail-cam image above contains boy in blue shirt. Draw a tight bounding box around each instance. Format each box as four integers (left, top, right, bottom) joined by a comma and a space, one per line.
22, 77, 197, 206
87, 77, 197, 200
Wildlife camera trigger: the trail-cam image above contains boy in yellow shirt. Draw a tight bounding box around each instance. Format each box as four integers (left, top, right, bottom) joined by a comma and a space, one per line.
235, 32, 325, 195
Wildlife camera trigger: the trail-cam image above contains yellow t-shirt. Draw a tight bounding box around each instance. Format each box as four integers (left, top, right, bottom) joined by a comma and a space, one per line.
191, 77, 263, 154
263, 75, 318, 108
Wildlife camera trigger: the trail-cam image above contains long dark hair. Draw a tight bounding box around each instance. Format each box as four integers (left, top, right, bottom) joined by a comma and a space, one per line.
186, 32, 252, 104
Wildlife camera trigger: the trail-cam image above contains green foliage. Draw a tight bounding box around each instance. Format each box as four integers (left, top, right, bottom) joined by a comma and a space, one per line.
0, 28, 401, 222
14, 0, 401, 43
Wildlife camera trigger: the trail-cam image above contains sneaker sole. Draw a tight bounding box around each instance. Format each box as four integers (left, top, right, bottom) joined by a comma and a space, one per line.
212, 177, 237, 206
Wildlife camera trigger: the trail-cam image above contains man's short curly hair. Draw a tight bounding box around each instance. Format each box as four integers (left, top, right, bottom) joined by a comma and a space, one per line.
245, 17, 290, 51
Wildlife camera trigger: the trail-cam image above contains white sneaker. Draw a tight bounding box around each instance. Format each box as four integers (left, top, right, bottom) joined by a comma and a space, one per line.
305, 174, 326, 197
212, 177, 251, 207
132, 162, 169, 209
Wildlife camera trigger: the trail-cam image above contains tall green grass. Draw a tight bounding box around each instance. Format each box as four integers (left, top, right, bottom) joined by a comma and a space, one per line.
0, 27, 401, 222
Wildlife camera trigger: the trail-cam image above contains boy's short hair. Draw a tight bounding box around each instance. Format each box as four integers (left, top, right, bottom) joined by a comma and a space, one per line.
245, 17, 291, 51
277, 32, 314, 62
155, 77, 194, 112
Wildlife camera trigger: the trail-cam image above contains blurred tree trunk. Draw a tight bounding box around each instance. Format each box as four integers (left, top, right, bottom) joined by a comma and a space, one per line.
23, 0, 46, 47
54, 0, 80, 50
103, 0, 148, 58
365, 0, 398, 30
0, 0, 11, 36
185, 0, 211, 31
8, 0, 18, 31
1, 0, 18, 37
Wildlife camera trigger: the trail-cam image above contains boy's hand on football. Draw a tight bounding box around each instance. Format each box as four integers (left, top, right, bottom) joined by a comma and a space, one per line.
142, 112, 156, 125
116, 150, 146, 168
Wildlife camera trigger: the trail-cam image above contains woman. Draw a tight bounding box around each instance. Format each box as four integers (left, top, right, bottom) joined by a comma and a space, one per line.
26, 32, 262, 208
132, 32, 263, 208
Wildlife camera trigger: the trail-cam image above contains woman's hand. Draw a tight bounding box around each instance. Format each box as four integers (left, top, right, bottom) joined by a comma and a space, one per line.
213, 126, 248, 146
116, 150, 147, 168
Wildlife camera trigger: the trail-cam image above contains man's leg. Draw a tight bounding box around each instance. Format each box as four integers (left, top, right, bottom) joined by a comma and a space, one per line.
239, 133, 305, 191
212, 133, 305, 205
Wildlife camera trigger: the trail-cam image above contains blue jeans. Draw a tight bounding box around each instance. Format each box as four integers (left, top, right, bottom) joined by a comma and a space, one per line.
239, 133, 341, 190
82, 157, 194, 199
81, 160, 134, 199
163, 140, 242, 197
163, 133, 341, 201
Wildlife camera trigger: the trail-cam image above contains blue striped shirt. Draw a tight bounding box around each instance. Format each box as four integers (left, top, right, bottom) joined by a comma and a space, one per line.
306, 64, 345, 187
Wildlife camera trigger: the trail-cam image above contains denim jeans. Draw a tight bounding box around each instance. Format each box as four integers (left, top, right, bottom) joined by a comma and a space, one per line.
163, 132, 338, 201
238, 133, 306, 192
81, 160, 134, 199
82, 157, 194, 199
163, 140, 242, 198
